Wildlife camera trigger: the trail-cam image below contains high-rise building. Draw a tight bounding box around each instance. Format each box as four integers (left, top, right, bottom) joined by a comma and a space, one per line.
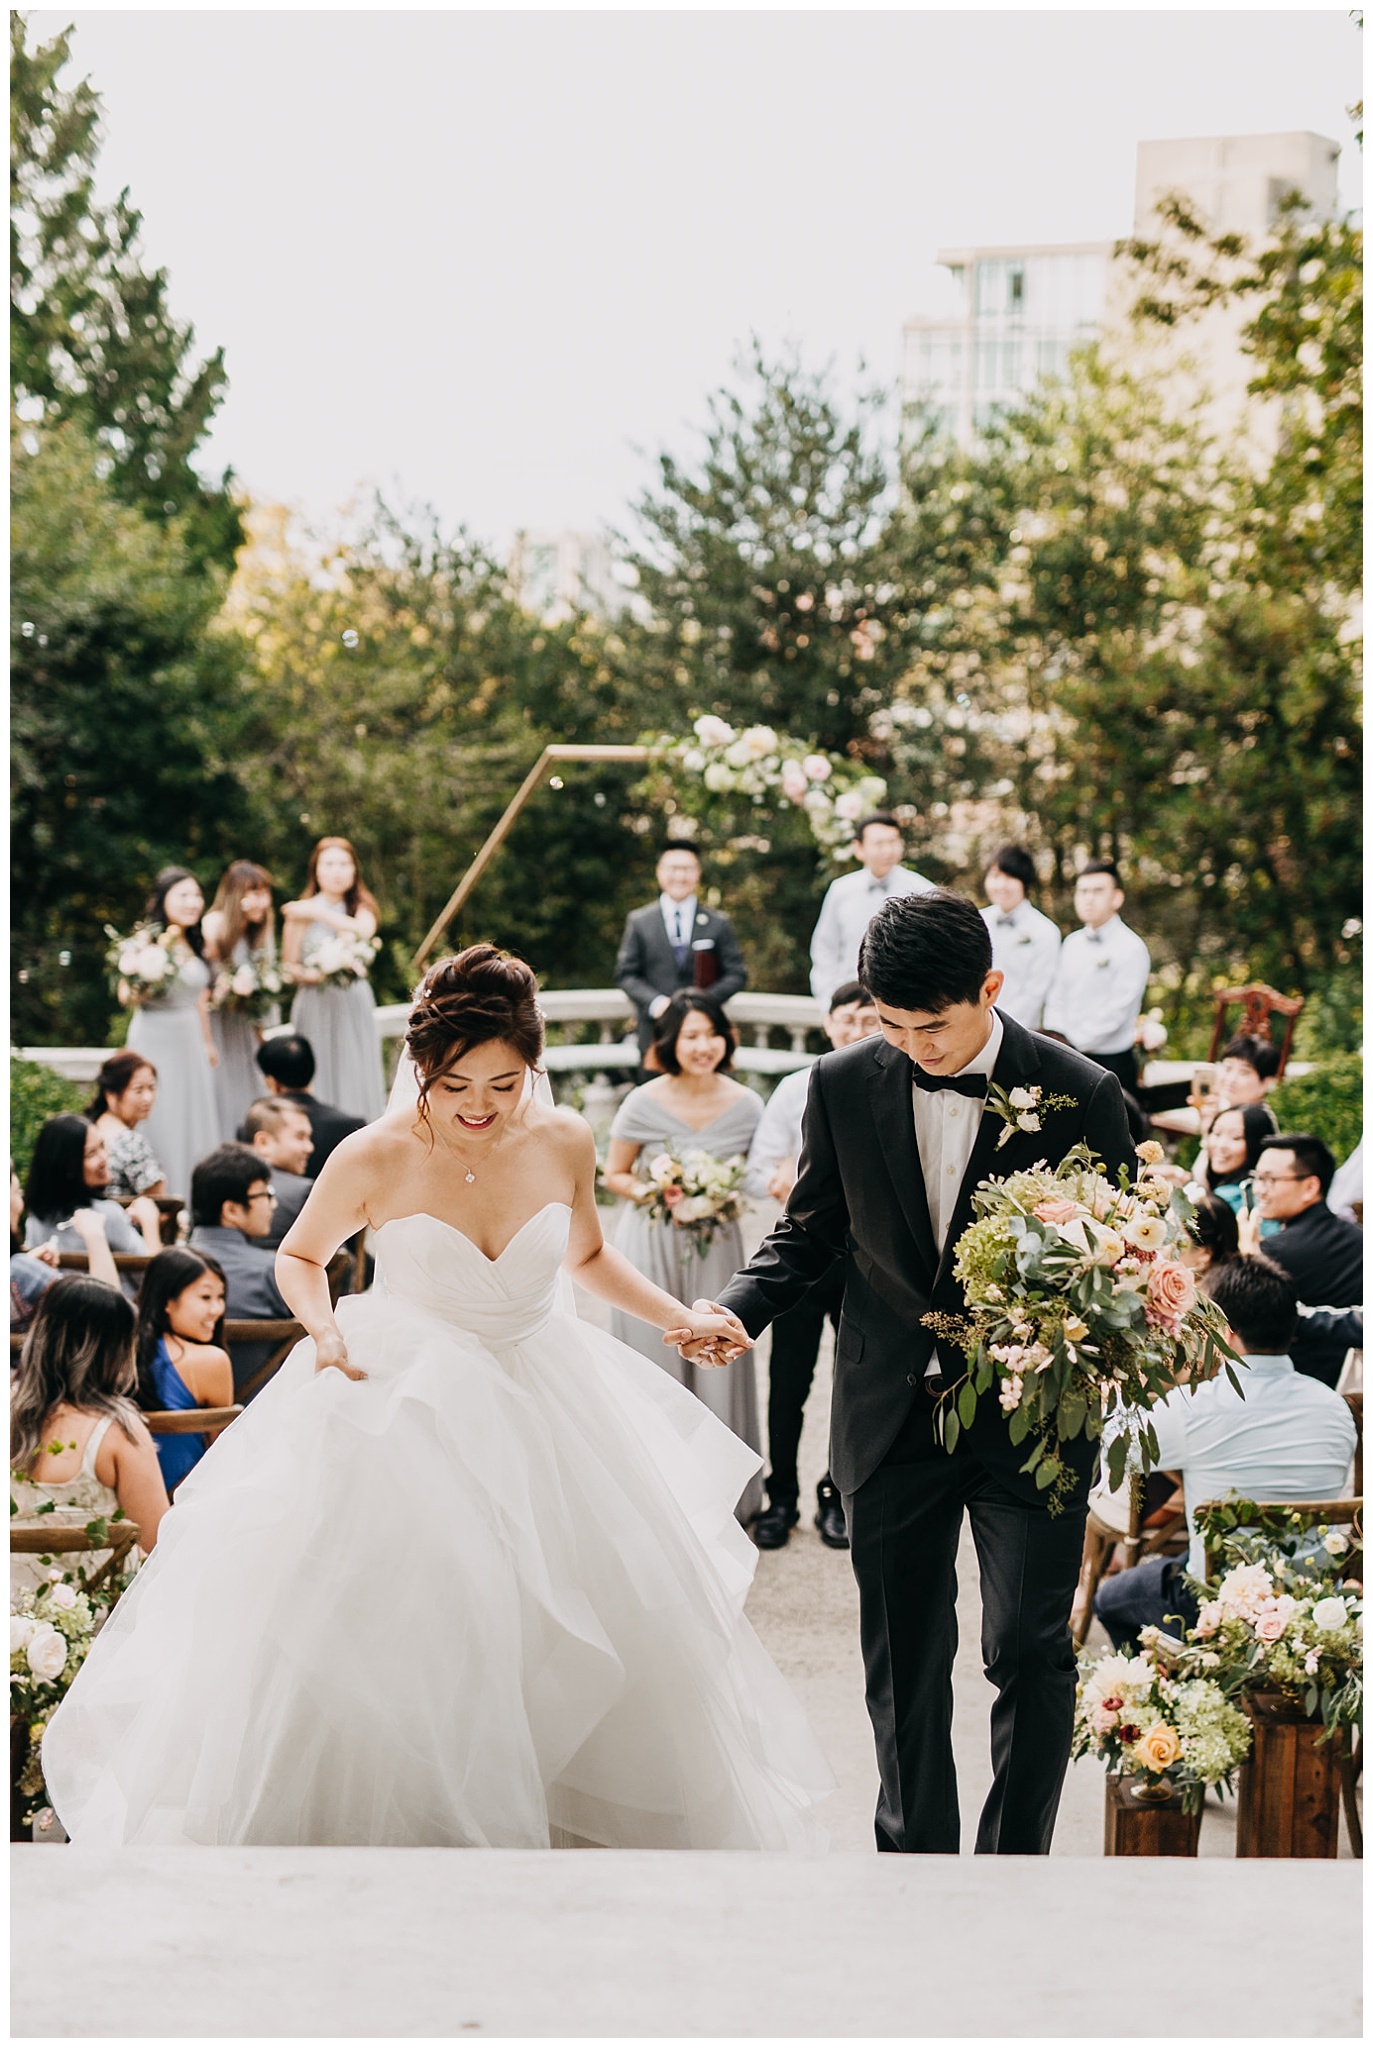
901, 132, 1342, 450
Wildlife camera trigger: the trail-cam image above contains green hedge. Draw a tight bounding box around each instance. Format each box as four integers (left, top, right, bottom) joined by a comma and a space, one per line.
1269, 1053, 1363, 1166
9, 1056, 88, 1183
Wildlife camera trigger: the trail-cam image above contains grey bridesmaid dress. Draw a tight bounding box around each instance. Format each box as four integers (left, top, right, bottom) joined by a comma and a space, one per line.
289, 919, 386, 1124
607, 1083, 764, 1521
212, 937, 279, 1141
125, 951, 220, 1203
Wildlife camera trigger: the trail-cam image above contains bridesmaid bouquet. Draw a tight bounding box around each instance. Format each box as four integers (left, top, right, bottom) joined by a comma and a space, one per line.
212, 956, 284, 1019
104, 923, 180, 1003
638, 1150, 749, 1258
925, 1140, 1238, 1511
302, 931, 381, 989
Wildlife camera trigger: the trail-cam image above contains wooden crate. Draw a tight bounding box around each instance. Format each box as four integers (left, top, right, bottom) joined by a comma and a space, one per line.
1104, 1773, 1202, 1856
1236, 1700, 1344, 1858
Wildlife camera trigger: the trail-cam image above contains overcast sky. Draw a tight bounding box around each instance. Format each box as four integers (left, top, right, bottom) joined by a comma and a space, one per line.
29, 8, 1363, 551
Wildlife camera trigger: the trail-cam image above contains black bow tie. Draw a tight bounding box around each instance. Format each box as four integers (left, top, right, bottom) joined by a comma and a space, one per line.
914, 1069, 988, 1099
996, 916, 1017, 929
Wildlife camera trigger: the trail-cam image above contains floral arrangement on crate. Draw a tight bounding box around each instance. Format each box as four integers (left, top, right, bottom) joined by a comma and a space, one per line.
212, 955, 284, 1020
1072, 1631, 1251, 1812
10, 1551, 124, 1830
299, 930, 381, 990
629, 1149, 749, 1258
640, 718, 890, 859
924, 1139, 1239, 1512
1181, 1507, 1363, 1737
104, 922, 181, 1004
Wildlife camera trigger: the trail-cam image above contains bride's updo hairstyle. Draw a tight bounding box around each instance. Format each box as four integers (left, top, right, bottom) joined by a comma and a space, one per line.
404, 946, 545, 1118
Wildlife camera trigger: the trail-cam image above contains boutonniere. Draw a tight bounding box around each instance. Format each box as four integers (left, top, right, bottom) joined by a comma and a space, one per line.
985, 1081, 1077, 1149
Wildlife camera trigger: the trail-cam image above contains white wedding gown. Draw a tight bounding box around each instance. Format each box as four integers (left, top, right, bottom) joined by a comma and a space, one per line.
43, 1204, 834, 1849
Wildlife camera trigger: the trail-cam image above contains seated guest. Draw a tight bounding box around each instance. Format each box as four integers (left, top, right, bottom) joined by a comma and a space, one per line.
1177, 1193, 1240, 1277
188, 1144, 293, 1397
135, 1248, 234, 1493
1250, 1132, 1364, 1387
1095, 1256, 1357, 1648
1213, 1033, 1281, 1115
240, 1097, 315, 1251
979, 843, 1061, 1030
743, 980, 882, 1550
255, 1034, 364, 1179
85, 1050, 167, 1201
23, 1117, 164, 1294
11, 1162, 120, 1329
1198, 1103, 1278, 1218
10, 1275, 169, 1588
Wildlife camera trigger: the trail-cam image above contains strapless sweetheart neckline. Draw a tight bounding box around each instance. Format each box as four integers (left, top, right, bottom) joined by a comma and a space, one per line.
374, 1203, 572, 1267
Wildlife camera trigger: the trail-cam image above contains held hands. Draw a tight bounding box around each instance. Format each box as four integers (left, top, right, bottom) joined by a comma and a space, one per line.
661, 1299, 750, 1368
766, 1157, 797, 1205
314, 1331, 367, 1382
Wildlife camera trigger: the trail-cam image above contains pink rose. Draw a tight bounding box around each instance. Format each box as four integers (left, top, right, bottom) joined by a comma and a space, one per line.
1255, 1609, 1287, 1644
1195, 1603, 1224, 1638
1034, 1198, 1086, 1226
1144, 1259, 1196, 1335
1091, 1705, 1119, 1737
662, 1187, 684, 1206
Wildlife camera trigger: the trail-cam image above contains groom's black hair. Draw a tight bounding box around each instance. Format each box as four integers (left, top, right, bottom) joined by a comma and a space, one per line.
858, 889, 992, 1014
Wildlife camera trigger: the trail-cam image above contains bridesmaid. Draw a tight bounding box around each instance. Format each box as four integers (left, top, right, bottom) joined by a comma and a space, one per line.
602, 991, 764, 1522
204, 860, 278, 1141
282, 836, 386, 1124
86, 1050, 166, 1201
124, 868, 220, 1205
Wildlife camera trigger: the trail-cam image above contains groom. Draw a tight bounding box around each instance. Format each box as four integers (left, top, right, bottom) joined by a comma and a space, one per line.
685, 890, 1134, 1854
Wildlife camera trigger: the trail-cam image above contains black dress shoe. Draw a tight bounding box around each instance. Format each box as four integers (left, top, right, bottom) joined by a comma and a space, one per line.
815, 1481, 849, 1550
752, 1502, 799, 1549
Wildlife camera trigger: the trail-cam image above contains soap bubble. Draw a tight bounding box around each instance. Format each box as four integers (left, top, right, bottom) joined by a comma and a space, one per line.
548, 776, 565, 790
341, 629, 359, 649
21, 621, 35, 637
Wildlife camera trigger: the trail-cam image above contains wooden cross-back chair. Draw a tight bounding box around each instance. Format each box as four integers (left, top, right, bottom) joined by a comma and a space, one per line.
228, 1320, 306, 1400
1206, 983, 1305, 1074
1071, 1473, 1190, 1649
113, 1195, 185, 1245
141, 1406, 243, 1435
9, 1518, 139, 1594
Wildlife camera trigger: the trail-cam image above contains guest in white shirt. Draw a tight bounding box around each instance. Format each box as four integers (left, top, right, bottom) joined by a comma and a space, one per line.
1042, 860, 1150, 1124
979, 843, 1060, 1031
744, 981, 881, 1552
808, 812, 934, 1004
1094, 1255, 1357, 1647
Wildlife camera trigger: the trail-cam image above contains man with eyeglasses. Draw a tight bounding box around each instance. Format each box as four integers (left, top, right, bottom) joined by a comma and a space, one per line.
189, 1143, 294, 1397
1244, 1132, 1364, 1388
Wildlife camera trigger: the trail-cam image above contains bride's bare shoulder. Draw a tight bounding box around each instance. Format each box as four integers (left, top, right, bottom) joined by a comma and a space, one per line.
530, 1102, 595, 1163
322, 1112, 427, 1176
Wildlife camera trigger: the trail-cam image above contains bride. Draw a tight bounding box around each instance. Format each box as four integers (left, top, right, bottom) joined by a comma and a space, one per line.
43, 945, 833, 1849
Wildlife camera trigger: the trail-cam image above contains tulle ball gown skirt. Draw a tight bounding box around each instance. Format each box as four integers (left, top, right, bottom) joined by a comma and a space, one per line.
43, 1207, 833, 1849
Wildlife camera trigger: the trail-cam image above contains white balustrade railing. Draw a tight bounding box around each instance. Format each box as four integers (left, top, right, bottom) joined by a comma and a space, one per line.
17, 990, 830, 1088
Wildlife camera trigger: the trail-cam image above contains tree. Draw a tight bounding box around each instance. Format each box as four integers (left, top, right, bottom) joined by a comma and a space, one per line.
11, 419, 256, 1045
10, 15, 241, 571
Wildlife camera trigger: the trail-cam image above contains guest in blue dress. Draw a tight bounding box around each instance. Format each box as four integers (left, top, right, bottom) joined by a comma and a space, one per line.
135, 1248, 234, 1491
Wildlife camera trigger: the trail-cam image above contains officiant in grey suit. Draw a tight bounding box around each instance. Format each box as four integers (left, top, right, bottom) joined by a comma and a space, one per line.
615, 842, 748, 1060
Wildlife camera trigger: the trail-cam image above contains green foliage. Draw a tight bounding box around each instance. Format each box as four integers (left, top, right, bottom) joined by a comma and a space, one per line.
10, 418, 257, 1044
1268, 1053, 1363, 1163
10, 16, 241, 570
9, 1056, 86, 1180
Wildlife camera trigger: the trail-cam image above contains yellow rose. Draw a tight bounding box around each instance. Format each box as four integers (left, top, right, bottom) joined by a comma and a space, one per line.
1133, 1723, 1181, 1773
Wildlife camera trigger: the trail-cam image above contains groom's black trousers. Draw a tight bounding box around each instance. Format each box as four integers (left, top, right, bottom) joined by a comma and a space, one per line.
845, 1403, 1087, 1856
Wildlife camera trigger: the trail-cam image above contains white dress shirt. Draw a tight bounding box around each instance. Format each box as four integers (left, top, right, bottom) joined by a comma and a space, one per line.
980, 900, 1061, 1031
912, 1009, 1004, 1253
649, 892, 699, 1017
809, 864, 936, 1003
743, 1065, 812, 1200
1041, 914, 1150, 1055
1103, 1353, 1357, 1578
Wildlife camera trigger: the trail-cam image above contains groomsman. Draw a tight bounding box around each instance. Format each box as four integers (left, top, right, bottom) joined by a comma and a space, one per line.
809, 812, 934, 1004
979, 844, 1061, 1030
1042, 860, 1150, 1121
615, 842, 748, 1060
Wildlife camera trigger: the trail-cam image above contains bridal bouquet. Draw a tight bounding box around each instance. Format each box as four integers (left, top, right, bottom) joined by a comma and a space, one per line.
212, 955, 284, 1019
635, 1149, 748, 1257
1073, 1634, 1251, 1812
1182, 1511, 1363, 1736
104, 923, 180, 1003
925, 1140, 1238, 1511
10, 1563, 121, 1830
301, 931, 381, 989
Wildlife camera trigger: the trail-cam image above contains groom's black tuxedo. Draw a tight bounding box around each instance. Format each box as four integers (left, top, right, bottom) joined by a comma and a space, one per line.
718, 1010, 1134, 1855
